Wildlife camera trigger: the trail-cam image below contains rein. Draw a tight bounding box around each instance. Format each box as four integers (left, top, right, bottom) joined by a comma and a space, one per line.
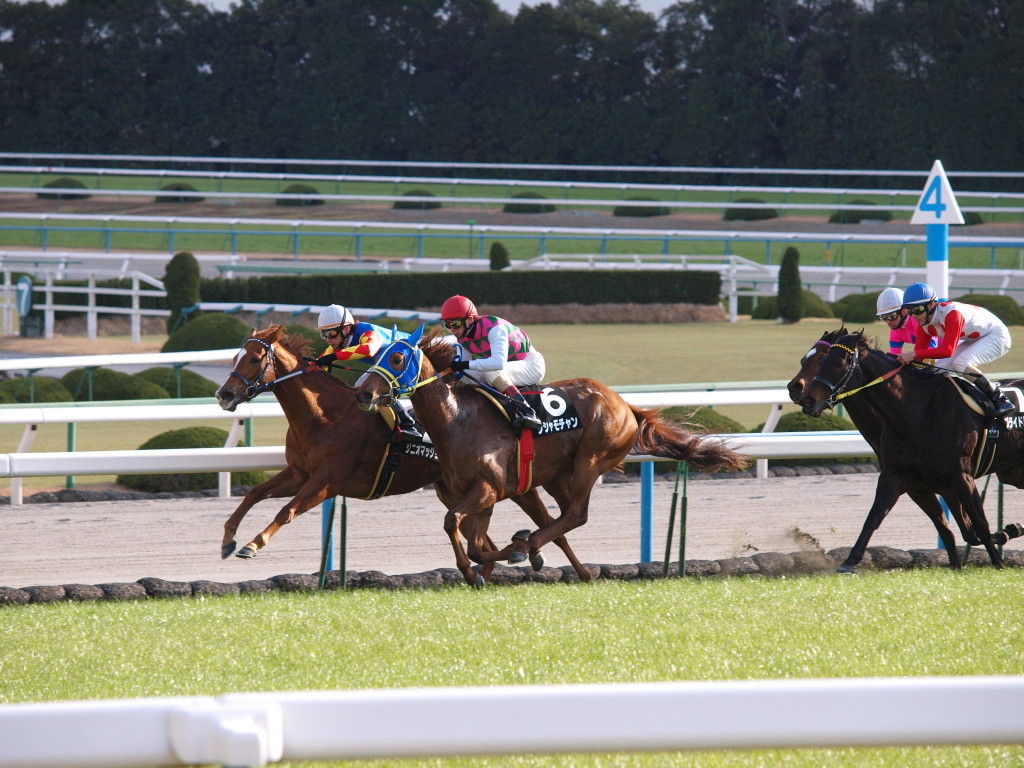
228, 336, 338, 402
813, 341, 904, 407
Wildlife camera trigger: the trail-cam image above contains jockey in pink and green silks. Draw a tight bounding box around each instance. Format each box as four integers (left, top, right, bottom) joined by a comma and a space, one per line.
440, 295, 545, 431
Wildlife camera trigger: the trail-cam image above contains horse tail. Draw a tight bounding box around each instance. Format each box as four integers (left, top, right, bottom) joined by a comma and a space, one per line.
628, 405, 748, 473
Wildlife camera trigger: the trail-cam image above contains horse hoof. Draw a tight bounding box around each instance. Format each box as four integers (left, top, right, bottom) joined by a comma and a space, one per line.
511, 529, 531, 542
529, 552, 544, 571
235, 545, 257, 559
508, 551, 527, 564
1003, 523, 1024, 540
220, 541, 237, 559
473, 572, 486, 588
835, 565, 855, 575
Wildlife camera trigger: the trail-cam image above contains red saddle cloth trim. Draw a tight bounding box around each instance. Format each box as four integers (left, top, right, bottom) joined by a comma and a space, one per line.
517, 428, 535, 495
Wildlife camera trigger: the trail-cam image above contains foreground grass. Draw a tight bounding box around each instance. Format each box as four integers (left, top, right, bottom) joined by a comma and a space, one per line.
1, 570, 1022, 766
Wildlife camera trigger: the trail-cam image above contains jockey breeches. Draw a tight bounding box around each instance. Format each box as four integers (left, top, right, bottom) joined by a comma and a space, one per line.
475, 349, 546, 390
936, 326, 1012, 372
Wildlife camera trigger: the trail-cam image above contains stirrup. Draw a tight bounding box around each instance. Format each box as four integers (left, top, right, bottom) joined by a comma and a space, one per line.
513, 409, 542, 430
398, 422, 422, 442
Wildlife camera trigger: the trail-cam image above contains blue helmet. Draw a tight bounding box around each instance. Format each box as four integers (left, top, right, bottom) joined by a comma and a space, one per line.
902, 282, 937, 307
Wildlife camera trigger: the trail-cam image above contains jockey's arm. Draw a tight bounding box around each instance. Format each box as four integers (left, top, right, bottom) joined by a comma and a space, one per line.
334, 328, 383, 362
922, 309, 964, 361
466, 323, 511, 372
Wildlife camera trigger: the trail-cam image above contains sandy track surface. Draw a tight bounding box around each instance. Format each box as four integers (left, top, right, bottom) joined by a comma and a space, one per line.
4, 473, 1022, 590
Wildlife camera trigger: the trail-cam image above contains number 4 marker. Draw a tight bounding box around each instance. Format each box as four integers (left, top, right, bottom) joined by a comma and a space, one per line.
911, 159, 965, 225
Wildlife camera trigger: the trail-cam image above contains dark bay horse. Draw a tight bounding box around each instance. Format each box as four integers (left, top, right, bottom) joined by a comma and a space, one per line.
215, 325, 589, 583
353, 326, 748, 575
795, 329, 1024, 571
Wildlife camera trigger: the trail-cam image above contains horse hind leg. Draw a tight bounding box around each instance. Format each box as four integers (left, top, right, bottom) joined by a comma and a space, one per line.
221, 467, 307, 558
510, 489, 593, 581
991, 522, 1024, 546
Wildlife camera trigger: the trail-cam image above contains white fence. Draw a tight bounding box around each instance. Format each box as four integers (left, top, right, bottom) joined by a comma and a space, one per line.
1, 676, 1021, 767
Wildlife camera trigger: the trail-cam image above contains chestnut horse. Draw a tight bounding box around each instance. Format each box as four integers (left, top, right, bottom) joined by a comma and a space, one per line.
795, 329, 1024, 571
353, 326, 748, 574
215, 325, 589, 583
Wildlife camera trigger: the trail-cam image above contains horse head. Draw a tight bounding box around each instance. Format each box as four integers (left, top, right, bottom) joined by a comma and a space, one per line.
787, 327, 847, 405
798, 329, 868, 417
354, 323, 429, 411
216, 325, 305, 411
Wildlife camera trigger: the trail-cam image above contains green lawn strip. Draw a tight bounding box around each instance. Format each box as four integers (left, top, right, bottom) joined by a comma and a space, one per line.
1, 571, 1020, 767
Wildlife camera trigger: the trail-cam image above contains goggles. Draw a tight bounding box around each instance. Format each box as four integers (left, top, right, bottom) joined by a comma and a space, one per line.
320, 327, 344, 340
443, 319, 466, 330
908, 305, 929, 316
877, 310, 901, 322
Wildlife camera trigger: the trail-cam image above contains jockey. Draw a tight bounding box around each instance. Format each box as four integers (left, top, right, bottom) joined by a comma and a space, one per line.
440, 294, 544, 430
898, 282, 1015, 418
877, 287, 936, 357
314, 304, 422, 441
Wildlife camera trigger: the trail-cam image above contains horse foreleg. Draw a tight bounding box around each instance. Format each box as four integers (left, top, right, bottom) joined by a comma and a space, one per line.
235, 476, 330, 559
906, 490, 960, 569
461, 507, 497, 585
222, 466, 308, 558
839, 471, 905, 573
511, 489, 592, 580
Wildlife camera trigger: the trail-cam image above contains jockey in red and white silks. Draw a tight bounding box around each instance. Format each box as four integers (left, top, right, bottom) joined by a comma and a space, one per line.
899, 300, 1011, 372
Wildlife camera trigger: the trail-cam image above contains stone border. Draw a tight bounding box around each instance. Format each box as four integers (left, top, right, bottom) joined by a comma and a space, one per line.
2, 546, 1020, 606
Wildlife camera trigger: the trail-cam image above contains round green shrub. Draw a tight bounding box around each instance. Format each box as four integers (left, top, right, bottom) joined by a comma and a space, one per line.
828, 200, 893, 224
275, 183, 324, 207
754, 411, 872, 467
489, 241, 511, 271
503, 192, 555, 214
164, 251, 201, 334
953, 293, 1024, 326
0, 376, 73, 403
613, 196, 669, 218
723, 197, 777, 221
116, 426, 268, 492
37, 177, 90, 200
393, 189, 441, 210
751, 290, 833, 320
963, 211, 984, 226
162, 312, 250, 353
61, 368, 169, 401
155, 183, 205, 204
135, 367, 218, 398
830, 292, 881, 324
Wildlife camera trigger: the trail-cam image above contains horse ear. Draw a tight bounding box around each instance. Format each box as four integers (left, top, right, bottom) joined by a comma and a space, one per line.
409, 323, 426, 345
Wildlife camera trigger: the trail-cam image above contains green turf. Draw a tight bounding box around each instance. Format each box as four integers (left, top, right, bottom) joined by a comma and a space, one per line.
2, 571, 1022, 766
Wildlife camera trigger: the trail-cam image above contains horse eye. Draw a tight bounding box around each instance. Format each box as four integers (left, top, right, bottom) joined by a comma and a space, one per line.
389, 351, 405, 369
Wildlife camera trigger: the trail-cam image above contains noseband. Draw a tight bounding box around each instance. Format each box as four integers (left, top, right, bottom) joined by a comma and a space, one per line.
227, 337, 279, 401
811, 342, 861, 409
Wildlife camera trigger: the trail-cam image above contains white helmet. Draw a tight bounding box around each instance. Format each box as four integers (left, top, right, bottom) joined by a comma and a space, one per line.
317, 304, 354, 330
876, 287, 904, 316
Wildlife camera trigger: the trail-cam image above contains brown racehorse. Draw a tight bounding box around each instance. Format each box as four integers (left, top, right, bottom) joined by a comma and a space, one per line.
215, 325, 590, 584
353, 326, 748, 573
796, 328, 1024, 571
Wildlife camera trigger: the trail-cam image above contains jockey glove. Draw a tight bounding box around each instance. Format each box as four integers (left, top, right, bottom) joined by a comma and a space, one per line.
315, 352, 337, 367
450, 360, 470, 372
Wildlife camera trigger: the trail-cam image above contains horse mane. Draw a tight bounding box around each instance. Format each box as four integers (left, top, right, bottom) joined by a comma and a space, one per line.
844, 328, 944, 381
419, 326, 457, 371
254, 324, 357, 389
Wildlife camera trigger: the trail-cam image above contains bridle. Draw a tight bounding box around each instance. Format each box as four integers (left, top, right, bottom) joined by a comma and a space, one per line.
227, 336, 313, 402
366, 338, 449, 402
811, 339, 905, 409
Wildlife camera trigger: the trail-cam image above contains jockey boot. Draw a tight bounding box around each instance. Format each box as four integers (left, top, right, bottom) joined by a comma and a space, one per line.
975, 374, 1015, 418
391, 400, 423, 442
503, 385, 542, 431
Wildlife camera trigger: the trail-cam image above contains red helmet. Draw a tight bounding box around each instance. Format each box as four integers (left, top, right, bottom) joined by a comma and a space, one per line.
440, 295, 478, 321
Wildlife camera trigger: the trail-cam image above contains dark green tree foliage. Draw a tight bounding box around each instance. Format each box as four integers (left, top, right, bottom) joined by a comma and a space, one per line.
776, 246, 803, 323
489, 241, 511, 271
162, 312, 250, 353
164, 251, 201, 334
116, 426, 267, 493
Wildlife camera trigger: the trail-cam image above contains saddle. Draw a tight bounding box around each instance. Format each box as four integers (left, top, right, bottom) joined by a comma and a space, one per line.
363, 405, 436, 500
949, 377, 1024, 477
472, 385, 539, 495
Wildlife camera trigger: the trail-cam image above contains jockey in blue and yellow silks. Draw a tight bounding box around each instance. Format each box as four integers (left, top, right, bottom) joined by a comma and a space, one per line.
315, 304, 422, 441
440, 295, 544, 430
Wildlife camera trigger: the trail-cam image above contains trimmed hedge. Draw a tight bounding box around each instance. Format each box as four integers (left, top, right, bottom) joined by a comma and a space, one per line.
749, 290, 833, 320
828, 200, 893, 224
61, 368, 169, 401
276, 183, 323, 206
135, 367, 218, 398
0, 376, 72, 403
116, 426, 268, 492
162, 312, 250, 353
503, 192, 555, 214
612, 196, 669, 217
37, 177, 90, 200
830, 292, 880, 324
155, 183, 205, 204
200, 270, 723, 309
723, 197, 777, 221
953, 293, 1024, 326
393, 190, 441, 210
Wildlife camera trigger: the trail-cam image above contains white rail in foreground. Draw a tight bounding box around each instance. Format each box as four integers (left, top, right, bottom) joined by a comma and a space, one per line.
0, 676, 1021, 767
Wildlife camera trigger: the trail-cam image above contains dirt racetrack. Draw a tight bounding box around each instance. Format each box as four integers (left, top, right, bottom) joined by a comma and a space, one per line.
4, 470, 1023, 590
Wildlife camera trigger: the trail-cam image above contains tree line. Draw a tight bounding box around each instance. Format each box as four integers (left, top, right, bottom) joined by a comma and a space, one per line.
0, 0, 1020, 177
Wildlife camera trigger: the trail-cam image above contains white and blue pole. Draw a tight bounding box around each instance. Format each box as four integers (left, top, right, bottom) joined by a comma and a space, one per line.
911, 159, 965, 301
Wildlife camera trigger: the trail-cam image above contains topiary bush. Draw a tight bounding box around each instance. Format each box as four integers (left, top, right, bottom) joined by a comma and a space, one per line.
164, 251, 201, 334
155, 183, 205, 204
116, 426, 268, 492
61, 368, 169, 401
393, 189, 441, 210
162, 312, 250, 353
503, 192, 555, 214
953, 293, 1024, 326
963, 211, 984, 226
751, 290, 833, 320
613, 196, 669, 218
37, 177, 90, 200
489, 241, 511, 271
828, 200, 893, 224
275, 183, 324, 206
0, 376, 73, 403
723, 197, 777, 221
754, 411, 872, 467
135, 367, 218, 398
776, 246, 802, 324
830, 292, 882, 324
